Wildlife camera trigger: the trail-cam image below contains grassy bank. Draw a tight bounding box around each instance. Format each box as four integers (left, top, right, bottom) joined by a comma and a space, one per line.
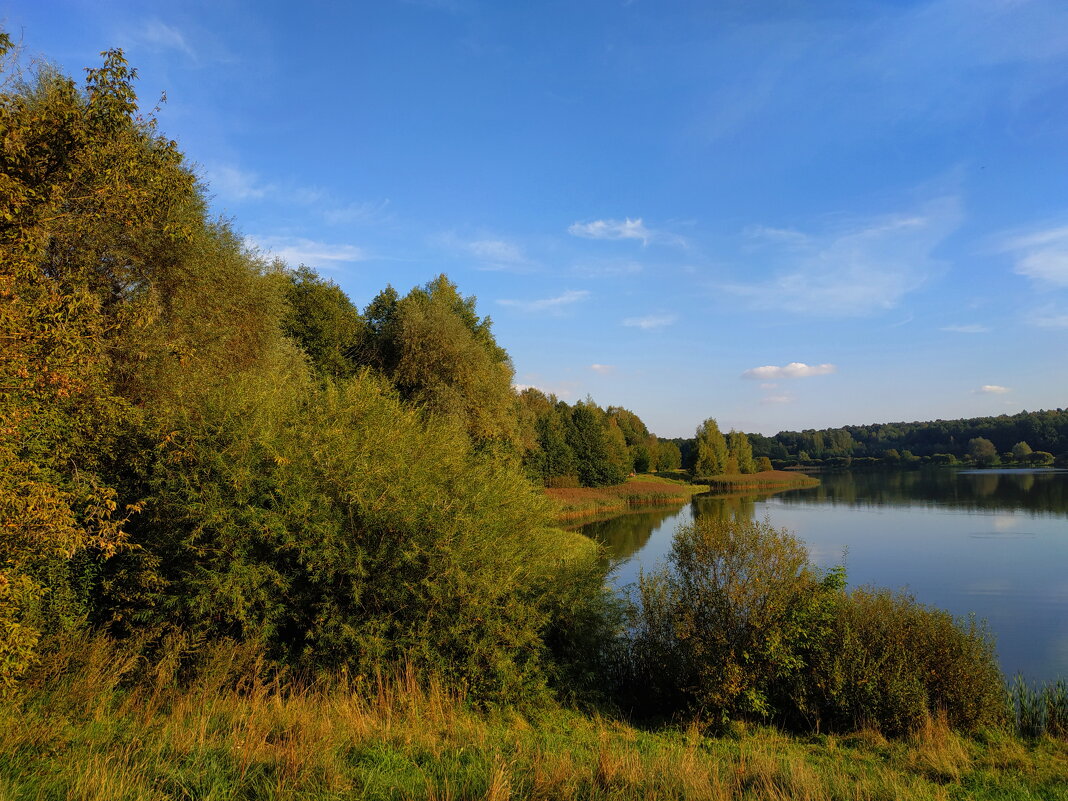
546, 474, 705, 522
693, 470, 821, 492
2, 643, 1066, 801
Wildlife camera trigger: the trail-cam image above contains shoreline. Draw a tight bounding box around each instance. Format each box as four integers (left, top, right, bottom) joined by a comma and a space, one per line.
547, 471, 819, 523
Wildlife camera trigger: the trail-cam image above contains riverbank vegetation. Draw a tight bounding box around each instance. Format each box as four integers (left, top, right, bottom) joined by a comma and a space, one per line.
546, 474, 705, 522
3, 38, 1067, 799
695, 471, 820, 492
4, 639, 1067, 801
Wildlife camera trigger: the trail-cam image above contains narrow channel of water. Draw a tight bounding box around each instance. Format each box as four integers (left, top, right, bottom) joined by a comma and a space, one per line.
580, 468, 1068, 683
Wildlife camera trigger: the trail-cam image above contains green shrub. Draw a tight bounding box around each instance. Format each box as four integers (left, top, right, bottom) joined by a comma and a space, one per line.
799, 588, 1006, 735
630, 516, 831, 724
626, 516, 1007, 736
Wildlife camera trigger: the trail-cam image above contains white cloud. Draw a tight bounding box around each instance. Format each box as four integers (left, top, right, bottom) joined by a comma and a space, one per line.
622, 313, 677, 330
569, 217, 652, 244
760, 394, 795, 405
724, 197, 963, 316
1003, 225, 1068, 287
244, 236, 366, 269
498, 290, 589, 313
942, 324, 990, 333
975, 385, 1011, 395
208, 165, 273, 201
136, 20, 196, 59
742, 362, 836, 380
759, 382, 778, 390
589, 364, 615, 375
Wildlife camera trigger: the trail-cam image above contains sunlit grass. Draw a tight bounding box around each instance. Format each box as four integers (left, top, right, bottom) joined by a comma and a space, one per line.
546, 476, 704, 521
2, 637, 1066, 801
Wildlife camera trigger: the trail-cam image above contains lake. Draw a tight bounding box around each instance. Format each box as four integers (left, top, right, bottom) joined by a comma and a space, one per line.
579, 468, 1068, 684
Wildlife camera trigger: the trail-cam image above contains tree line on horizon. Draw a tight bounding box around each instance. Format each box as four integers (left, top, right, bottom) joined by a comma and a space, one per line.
746, 410, 1068, 468
661, 410, 1068, 472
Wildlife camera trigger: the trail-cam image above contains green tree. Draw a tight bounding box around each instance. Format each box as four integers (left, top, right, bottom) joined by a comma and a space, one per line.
0, 46, 202, 689
359, 275, 518, 448
694, 418, 728, 477
280, 265, 362, 378
657, 440, 683, 471
968, 437, 999, 467
633, 516, 824, 721
568, 402, 628, 487
1011, 441, 1033, 461
1028, 451, 1054, 467
728, 430, 756, 474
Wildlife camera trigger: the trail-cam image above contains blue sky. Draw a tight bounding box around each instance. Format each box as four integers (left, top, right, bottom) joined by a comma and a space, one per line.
9, 0, 1068, 436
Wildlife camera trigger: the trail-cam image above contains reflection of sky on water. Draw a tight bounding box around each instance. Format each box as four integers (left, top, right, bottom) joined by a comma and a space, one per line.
584, 470, 1068, 683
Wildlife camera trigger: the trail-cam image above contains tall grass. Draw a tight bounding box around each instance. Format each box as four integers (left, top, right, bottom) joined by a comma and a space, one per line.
2, 635, 1066, 801
1011, 676, 1068, 739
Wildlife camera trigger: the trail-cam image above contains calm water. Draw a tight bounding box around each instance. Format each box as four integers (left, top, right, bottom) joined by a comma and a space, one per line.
579, 468, 1068, 683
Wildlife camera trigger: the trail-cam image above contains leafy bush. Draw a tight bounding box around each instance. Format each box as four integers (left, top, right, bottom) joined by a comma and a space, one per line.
629, 516, 833, 723
803, 588, 1006, 735
626, 516, 1007, 735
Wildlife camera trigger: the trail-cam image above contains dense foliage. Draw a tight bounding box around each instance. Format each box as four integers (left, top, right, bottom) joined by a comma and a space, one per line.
0, 44, 613, 700
517, 391, 679, 487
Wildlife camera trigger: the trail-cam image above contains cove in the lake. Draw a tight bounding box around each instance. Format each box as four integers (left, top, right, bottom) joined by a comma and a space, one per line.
580, 468, 1068, 684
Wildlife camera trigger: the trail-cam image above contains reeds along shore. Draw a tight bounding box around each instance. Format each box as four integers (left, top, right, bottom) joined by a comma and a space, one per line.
546, 477, 706, 522
545, 472, 817, 522
3, 636, 1067, 801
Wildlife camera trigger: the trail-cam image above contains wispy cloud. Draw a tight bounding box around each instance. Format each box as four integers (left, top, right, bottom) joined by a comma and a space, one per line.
244, 236, 366, 269
760, 394, 794, 405
569, 217, 687, 246
589, 364, 615, 375
1002, 225, 1068, 287
941, 324, 990, 334
207, 164, 388, 231
134, 19, 196, 60
724, 197, 963, 316
465, 238, 532, 271
498, 290, 589, 313
324, 199, 392, 225
622, 313, 677, 330
975, 384, 1011, 395
742, 362, 836, 380
569, 217, 652, 244
208, 164, 273, 201
1032, 308, 1068, 328
439, 232, 534, 272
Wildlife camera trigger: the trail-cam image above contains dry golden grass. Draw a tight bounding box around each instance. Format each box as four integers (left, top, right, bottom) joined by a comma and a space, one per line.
546, 477, 704, 521
2, 637, 1067, 801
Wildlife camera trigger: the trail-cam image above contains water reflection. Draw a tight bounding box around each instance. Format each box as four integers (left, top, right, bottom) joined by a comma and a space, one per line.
579, 468, 1068, 683
776, 467, 1068, 514
580, 506, 682, 563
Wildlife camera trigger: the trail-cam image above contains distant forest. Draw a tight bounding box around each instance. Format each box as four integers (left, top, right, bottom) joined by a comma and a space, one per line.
668, 409, 1068, 470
